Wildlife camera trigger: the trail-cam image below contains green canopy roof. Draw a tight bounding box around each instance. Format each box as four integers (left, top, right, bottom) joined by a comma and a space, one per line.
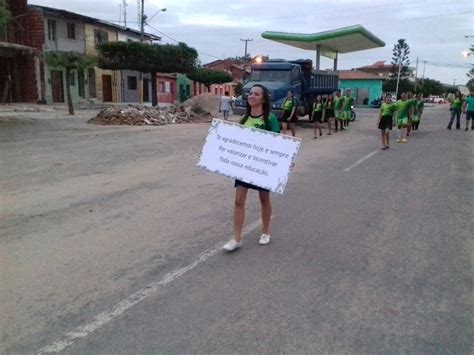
262, 25, 385, 59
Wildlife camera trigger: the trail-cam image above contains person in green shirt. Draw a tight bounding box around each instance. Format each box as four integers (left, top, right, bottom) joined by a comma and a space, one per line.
411, 93, 424, 132
342, 89, 354, 129
334, 90, 344, 132
462, 89, 474, 131
394, 92, 410, 143
279, 90, 297, 137
377, 94, 396, 150
406, 92, 415, 136
311, 95, 324, 138
447, 91, 463, 130
223, 84, 280, 252
324, 94, 335, 135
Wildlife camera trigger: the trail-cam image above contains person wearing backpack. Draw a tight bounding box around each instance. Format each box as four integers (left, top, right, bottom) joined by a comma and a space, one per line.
223, 84, 280, 252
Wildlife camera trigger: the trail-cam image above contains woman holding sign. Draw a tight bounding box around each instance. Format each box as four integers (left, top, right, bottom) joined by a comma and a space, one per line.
223, 84, 281, 252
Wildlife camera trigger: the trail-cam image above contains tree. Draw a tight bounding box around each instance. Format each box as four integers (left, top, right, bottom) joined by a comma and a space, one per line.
0, 0, 12, 39
44, 51, 96, 115
382, 79, 414, 97
466, 78, 474, 91
97, 41, 198, 106
391, 39, 411, 78
187, 69, 233, 91
390, 39, 411, 98
417, 78, 445, 97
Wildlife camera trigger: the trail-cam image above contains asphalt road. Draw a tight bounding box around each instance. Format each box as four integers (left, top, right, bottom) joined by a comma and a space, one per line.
1, 105, 472, 354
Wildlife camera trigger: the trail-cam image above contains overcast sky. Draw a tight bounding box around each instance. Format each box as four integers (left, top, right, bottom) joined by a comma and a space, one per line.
30, 0, 473, 85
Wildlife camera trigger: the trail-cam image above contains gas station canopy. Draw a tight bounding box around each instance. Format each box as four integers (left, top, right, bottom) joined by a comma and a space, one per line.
262, 25, 385, 60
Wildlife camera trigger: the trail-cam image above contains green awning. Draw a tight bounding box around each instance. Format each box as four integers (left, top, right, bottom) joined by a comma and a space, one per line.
262, 25, 385, 59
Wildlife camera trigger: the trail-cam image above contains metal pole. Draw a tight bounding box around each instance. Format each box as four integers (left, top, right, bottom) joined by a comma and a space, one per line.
395, 61, 402, 99
333, 51, 338, 71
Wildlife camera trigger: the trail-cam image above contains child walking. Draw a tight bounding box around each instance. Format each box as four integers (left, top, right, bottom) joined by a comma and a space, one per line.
324, 94, 335, 135
311, 95, 324, 138
394, 92, 410, 143
341, 89, 353, 129
377, 94, 395, 150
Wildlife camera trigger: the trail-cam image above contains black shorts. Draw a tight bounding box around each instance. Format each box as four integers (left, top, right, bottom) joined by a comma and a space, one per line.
313, 111, 323, 123
325, 109, 335, 118
378, 115, 393, 130
279, 110, 292, 123
235, 179, 269, 192
467, 111, 474, 120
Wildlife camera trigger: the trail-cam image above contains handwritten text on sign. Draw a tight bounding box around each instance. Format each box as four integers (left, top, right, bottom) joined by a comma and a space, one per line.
197, 119, 301, 194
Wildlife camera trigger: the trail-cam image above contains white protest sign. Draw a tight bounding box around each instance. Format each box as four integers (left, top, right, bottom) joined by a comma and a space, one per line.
197, 119, 301, 194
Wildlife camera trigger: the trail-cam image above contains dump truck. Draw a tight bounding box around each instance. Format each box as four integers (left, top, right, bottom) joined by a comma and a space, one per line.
234, 59, 339, 118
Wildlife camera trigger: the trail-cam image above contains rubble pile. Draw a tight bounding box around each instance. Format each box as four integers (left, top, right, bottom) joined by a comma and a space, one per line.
88, 105, 213, 126
181, 93, 221, 117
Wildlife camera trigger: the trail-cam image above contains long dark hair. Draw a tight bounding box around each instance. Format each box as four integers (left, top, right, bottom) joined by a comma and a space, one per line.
240, 84, 271, 127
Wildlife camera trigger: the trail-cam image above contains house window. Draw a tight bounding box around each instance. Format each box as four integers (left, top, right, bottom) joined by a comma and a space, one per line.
127, 76, 137, 90
48, 20, 56, 41
170, 82, 174, 94
94, 30, 109, 44
159, 82, 165, 92
67, 23, 76, 39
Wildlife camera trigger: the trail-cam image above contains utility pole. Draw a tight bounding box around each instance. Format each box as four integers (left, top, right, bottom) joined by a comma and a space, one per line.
453, 78, 456, 86
414, 57, 419, 91
240, 38, 253, 60
395, 61, 402, 99
422, 60, 426, 85
139, 0, 144, 103
122, 0, 127, 27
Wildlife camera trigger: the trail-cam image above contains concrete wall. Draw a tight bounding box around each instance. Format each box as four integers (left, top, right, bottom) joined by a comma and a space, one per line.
43, 65, 84, 104
121, 70, 151, 103
43, 14, 86, 53
339, 79, 382, 105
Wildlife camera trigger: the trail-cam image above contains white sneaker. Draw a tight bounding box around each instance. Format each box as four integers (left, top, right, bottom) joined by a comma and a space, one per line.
259, 234, 271, 245
223, 239, 242, 251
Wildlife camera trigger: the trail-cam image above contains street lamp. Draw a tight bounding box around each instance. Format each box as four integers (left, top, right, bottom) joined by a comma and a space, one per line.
462, 50, 470, 58
147, 8, 166, 23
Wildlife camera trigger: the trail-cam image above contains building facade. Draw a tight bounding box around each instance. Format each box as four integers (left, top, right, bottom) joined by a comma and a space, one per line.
339, 70, 383, 105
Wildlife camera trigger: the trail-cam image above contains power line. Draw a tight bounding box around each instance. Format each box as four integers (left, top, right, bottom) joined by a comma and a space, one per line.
146, 24, 220, 59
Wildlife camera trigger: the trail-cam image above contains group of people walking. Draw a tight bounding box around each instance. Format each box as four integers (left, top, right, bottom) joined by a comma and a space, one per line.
220, 85, 474, 252
447, 89, 474, 131
376, 91, 424, 150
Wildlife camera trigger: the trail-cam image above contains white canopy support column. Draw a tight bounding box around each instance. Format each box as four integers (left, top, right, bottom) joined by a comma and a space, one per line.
333, 51, 338, 71
315, 44, 321, 70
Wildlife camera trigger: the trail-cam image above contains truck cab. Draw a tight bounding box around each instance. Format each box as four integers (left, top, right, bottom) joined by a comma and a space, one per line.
234, 59, 338, 118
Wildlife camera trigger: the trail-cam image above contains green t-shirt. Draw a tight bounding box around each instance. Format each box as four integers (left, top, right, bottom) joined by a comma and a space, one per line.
334, 96, 344, 110
413, 99, 424, 115
282, 98, 295, 112
451, 98, 462, 111
313, 102, 323, 112
342, 96, 353, 111
465, 96, 474, 111
242, 113, 280, 133
380, 103, 395, 117
395, 100, 410, 119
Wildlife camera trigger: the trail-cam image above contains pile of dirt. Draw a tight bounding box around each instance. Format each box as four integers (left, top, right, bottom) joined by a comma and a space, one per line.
181, 93, 221, 117
88, 105, 213, 126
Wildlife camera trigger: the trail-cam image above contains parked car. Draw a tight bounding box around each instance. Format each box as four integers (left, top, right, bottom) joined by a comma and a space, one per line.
429, 96, 445, 104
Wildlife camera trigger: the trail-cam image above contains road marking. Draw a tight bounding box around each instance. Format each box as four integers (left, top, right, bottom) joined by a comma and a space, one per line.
343, 150, 378, 172
38, 218, 263, 354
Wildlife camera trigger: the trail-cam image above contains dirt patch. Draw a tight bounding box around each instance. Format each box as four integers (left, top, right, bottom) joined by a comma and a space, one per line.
88, 105, 213, 126
180, 93, 221, 117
